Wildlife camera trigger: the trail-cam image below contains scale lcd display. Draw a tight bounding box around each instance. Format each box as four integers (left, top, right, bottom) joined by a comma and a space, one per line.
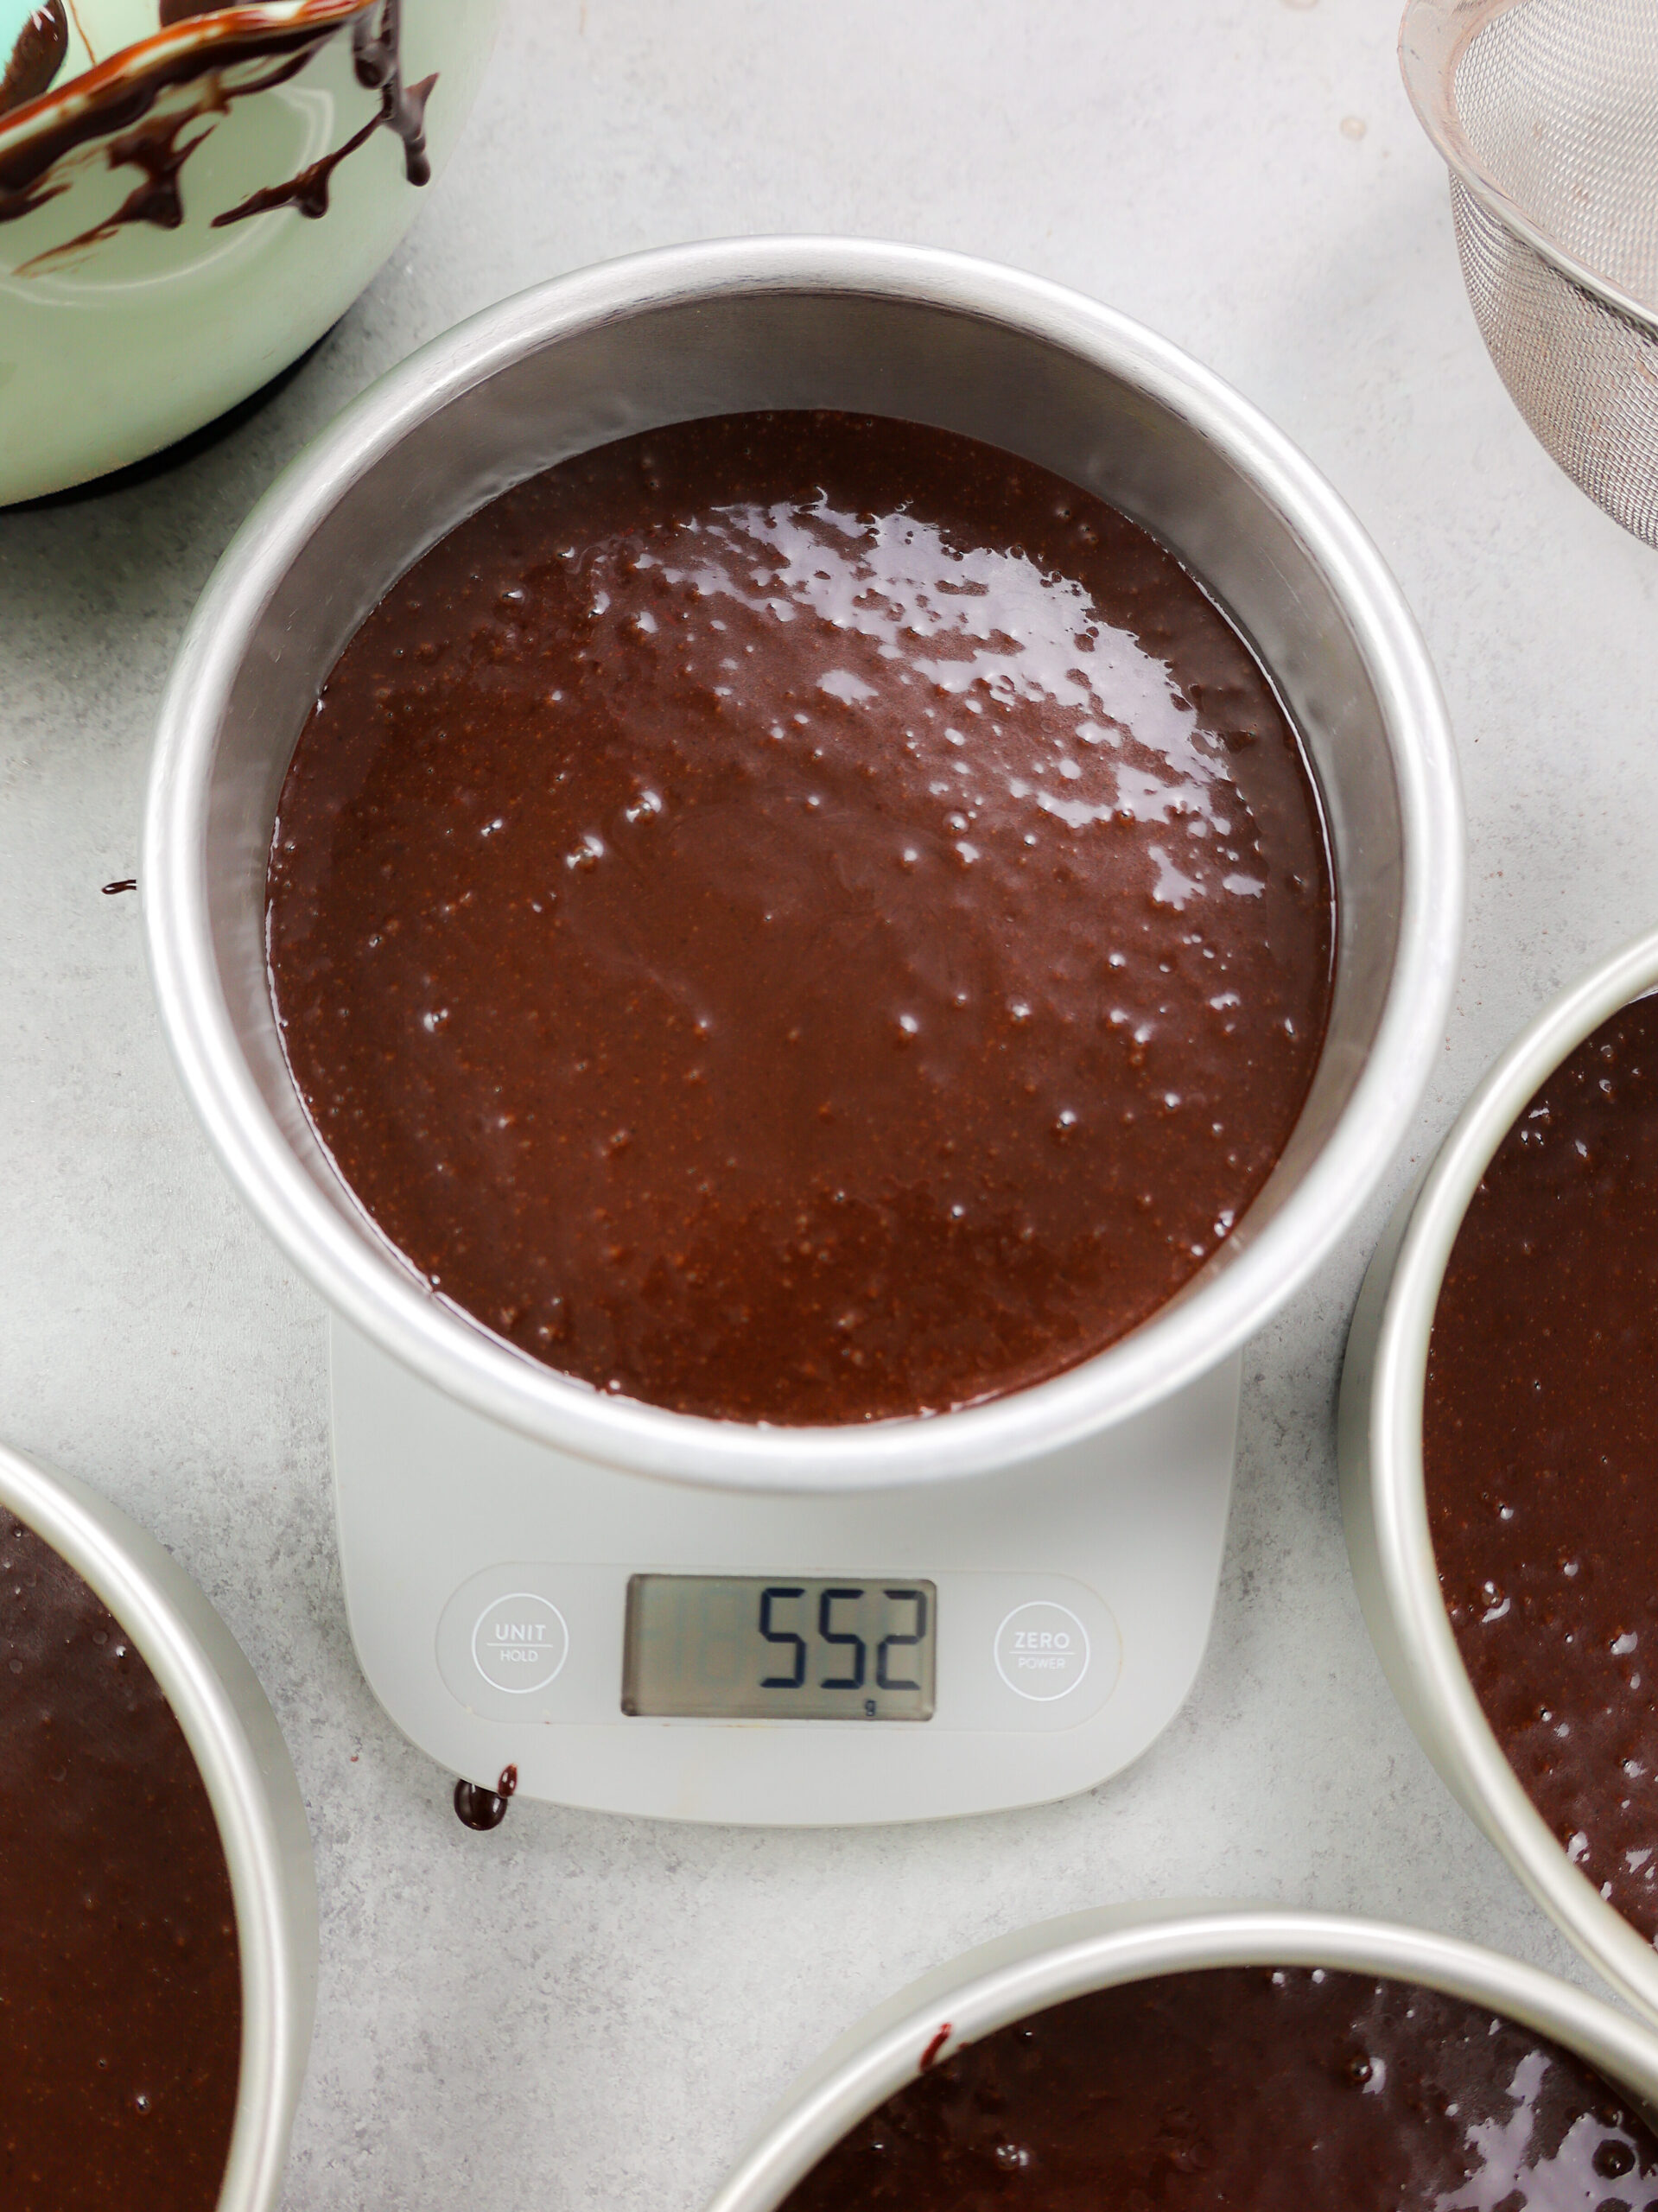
622, 1576, 937, 1720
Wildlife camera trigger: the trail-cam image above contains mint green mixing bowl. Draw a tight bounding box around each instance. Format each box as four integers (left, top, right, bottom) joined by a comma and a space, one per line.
0, 0, 501, 501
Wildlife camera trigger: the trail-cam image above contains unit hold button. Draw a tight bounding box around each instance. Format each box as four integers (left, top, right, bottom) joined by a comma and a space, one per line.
472, 1592, 570, 1695
994, 1601, 1090, 1701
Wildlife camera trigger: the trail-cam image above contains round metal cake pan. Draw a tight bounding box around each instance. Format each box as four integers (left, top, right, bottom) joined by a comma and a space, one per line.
1339, 923, 1658, 2025
0, 1440, 318, 2212
704, 1902, 1658, 2211
145, 233, 1463, 1493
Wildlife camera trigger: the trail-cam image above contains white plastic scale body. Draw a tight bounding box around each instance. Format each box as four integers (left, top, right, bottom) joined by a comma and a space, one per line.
332, 1319, 1241, 1826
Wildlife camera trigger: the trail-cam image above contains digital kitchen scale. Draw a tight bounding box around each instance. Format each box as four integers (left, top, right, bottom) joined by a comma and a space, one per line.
331, 1319, 1240, 1825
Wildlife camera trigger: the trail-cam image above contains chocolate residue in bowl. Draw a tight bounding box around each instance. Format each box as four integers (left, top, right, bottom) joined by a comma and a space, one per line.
269, 409, 1337, 1426
0, 1511, 240, 2211
2, 0, 435, 256
2, 15, 321, 230
213, 13, 434, 227
783, 1967, 1658, 2209
454, 1764, 518, 1832
1427, 994, 1658, 1939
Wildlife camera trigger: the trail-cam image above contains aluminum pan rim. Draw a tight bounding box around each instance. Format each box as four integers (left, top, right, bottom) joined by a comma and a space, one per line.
1398, 0, 1658, 340
704, 1904, 1658, 2212
1356, 923, 1658, 2023
0, 1440, 315, 2212
144, 234, 1462, 1491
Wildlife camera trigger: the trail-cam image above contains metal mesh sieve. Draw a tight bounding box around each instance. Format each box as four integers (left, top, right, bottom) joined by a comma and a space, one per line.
1401, 0, 1658, 546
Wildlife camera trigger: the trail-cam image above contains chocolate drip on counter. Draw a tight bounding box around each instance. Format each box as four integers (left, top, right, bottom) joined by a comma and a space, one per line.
269, 411, 1336, 1426
454, 1764, 518, 1831
0, 3, 67, 119
782, 1967, 1658, 2211
0, 1512, 240, 2212
1427, 995, 1658, 1940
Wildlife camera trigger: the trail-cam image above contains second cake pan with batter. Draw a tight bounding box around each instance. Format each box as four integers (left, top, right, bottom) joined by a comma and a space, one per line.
1341, 921, 1658, 2027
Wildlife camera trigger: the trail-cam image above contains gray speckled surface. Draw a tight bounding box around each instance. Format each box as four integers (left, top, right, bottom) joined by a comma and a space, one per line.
3, 3, 1657, 2207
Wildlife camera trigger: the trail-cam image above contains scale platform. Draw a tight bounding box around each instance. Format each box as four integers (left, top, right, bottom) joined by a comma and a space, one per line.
331, 1320, 1240, 1826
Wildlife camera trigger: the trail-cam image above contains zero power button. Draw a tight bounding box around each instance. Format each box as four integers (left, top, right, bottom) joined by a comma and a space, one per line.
471, 1592, 569, 1695
994, 1600, 1091, 1702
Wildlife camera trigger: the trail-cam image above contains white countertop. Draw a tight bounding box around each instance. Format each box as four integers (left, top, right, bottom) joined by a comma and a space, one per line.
3, 4, 1655, 2206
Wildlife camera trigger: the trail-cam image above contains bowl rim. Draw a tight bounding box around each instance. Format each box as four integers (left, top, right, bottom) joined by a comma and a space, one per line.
0, 1440, 317, 2212
703, 1902, 1658, 2212
0, 0, 373, 159
1397, 0, 1658, 338
1352, 920, 1658, 2024
143, 232, 1463, 1491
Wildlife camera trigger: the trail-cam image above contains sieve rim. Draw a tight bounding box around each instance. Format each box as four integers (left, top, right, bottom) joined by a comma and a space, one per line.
1398, 0, 1658, 340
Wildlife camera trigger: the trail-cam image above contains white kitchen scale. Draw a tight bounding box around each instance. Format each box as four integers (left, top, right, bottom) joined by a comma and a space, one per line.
331, 1320, 1240, 1826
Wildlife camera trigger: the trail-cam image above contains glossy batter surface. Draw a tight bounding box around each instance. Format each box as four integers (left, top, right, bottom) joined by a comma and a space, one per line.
1427, 997, 1658, 1938
0, 1513, 240, 2211
782, 1967, 1658, 2210
269, 411, 1334, 1423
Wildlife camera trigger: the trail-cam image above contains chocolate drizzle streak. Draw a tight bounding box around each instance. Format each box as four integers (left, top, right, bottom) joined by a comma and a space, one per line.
0, 4, 67, 120
2, 0, 436, 253
0, 16, 326, 229
18, 41, 318, 266
214, 2, 434, 226
41, 99, 220, 257
100, 105, 209, 230
351, 0, 429, 182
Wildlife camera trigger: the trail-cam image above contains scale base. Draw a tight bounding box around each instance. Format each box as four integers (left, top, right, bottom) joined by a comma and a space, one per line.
331, 1322, 1240, 1827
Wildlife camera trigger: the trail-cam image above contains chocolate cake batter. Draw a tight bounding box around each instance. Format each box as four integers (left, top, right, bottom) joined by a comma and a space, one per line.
0, 1512, 239, 2211
782, 1967, 1658, 2210
1427, 995, 1658, 1939
269, 410, 1334, 1423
